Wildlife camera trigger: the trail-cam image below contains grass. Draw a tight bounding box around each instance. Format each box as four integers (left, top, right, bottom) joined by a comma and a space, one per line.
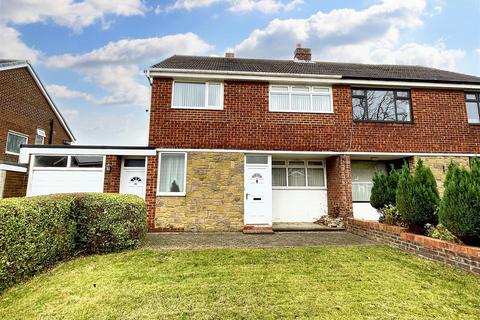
1, 246, 479, 319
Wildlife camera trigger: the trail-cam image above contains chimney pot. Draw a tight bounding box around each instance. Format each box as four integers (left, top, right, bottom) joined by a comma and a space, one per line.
225, 52, 234, 58
294, 45, 311, 62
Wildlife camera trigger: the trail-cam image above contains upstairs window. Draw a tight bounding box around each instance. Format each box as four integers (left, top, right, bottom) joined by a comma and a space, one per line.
6, 131, 28, 155
352, 89, 412, 122
172, 81, 223, 110
35, 129, 46, 145
465, 93, 480, 124
269, 85, 332, 113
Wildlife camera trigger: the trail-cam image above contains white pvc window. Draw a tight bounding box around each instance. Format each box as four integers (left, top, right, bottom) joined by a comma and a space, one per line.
172, 81, 223, 110
272, 160, 326, 188
158, 153, 187, 195
270, 85, 332, 113
6, 131, 28, 155
35, 129, 46, 145
32, 155, 103, 169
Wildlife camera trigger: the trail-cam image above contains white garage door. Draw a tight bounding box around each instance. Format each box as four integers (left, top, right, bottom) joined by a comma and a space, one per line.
27, 155, 104, 196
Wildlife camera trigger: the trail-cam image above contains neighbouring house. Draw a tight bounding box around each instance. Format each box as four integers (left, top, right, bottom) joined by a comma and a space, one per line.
19, 46, 480, 232
0, 60, 74, 198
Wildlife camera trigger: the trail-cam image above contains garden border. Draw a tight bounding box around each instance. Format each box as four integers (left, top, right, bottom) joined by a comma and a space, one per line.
346, 218, 480, 275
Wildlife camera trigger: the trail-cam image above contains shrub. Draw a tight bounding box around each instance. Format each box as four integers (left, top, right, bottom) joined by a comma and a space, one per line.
438, 158, 480, 246
425, 223, 461, 244
0, 193, 147, 292
0, 195, 76, 292
396, 160, 440, 232
370, 165, 400, 210
380, 204, 403, 226
74, 193, 147, 254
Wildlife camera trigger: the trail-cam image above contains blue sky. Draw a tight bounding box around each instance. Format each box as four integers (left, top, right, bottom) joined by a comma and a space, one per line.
1, 0, 479, 145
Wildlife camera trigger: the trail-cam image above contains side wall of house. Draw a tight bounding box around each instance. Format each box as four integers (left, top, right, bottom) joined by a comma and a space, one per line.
153, 152, 244, 232
0, 67, 72, 166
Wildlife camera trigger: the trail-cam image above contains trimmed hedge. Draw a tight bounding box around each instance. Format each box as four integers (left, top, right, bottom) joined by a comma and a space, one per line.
75, 193, 147, 254
438, 158, 480, 245
0, 193, 146, 292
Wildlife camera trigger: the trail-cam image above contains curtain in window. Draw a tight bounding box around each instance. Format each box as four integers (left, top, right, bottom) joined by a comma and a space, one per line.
272, 168, 287, 186
312, 95, 330, 112
6, 134, 27, 154
307, 168, 325, 187
173, 82, 205, 107
291, 94, 310, 111
159, 154, 185, 193
288, 168, 306, 186
271, 93, 289, 110
207, 83, 222, 107
352, 183, 373, 202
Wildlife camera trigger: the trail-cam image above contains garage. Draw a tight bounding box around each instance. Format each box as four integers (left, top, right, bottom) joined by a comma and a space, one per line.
27, 154, 105, 196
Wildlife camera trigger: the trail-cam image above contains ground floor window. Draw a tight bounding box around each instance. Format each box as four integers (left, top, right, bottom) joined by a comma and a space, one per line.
272, 160, 325, 188
351, 161, 387, 202
158, 153, 186, 195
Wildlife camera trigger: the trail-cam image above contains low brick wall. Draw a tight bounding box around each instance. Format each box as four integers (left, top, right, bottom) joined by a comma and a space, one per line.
346, 218, 480, 275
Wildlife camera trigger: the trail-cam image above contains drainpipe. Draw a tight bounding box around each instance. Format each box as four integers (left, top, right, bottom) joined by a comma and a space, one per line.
48, 119, 54, 144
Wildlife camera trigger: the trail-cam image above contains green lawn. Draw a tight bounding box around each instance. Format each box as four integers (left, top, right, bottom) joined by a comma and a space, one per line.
1, 246, 479, 319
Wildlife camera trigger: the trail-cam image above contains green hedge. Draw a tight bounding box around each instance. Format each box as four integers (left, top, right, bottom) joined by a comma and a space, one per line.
0, 193, 147, 292
75, 193, 147, 254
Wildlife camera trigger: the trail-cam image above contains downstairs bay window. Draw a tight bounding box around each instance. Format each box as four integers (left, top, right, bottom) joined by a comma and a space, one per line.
172, 81, 223, 110
158, 153, 187, 196
272, 160, 326, 188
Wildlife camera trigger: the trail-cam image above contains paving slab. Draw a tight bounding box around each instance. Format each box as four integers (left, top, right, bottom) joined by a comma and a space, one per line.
145, 231, 377, 250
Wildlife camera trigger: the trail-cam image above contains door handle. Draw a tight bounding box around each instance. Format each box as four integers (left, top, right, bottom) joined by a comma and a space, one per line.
246, 193, 249, 200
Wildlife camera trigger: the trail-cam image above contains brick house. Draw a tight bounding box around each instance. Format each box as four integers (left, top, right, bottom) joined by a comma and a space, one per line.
19, 46, 480, 232
0, 60, 74, 198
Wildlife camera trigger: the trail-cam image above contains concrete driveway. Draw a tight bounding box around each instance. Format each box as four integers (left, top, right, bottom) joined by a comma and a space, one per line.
145, 231, 377, 250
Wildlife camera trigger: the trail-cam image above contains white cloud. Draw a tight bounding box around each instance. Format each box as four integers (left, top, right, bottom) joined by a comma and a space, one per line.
45, 33, 213, 107
476, 49, 480, 56
46, 84, 94, 101
0, 25, 40, 62
167, 0, 303, 13
0, 0, 147, 32
233, 0, 464, 71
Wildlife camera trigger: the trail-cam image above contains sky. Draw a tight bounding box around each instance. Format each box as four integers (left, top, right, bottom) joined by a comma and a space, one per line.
0, 0, 479, 146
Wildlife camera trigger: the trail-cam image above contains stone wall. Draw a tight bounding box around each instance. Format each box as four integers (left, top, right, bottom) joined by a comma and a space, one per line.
155, 152, 244, 232
347, 218, 480, 275
412, 156, 470, 192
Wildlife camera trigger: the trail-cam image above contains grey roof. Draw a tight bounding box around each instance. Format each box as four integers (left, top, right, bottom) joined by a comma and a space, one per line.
151, 55, 480, 84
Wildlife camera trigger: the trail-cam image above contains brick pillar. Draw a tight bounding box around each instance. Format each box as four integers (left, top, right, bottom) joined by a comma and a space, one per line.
326, 155, 353, 218
145, 155, 158, 231
103, 155, 121, 193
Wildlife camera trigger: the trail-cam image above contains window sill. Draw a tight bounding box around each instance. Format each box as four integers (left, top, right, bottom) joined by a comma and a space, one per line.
157, 192, 186, 197
269, 109, 334, 114
5, 151, 20, 156
172, 106, 223, 111
468, 122, 480, 126
353, 120, 413, 124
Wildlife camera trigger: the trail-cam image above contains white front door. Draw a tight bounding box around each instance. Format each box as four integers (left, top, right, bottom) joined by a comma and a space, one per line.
120, 158, 146, 199
244, 155, 272, 225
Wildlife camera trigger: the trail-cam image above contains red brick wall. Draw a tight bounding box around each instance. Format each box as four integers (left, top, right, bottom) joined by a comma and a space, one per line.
149, 78, 480, 153
0, 67, 72, 165
347, 218, 480, 275
145, 155, 158, 230
103, 155, 121, 193
2, 171, 28, 198
326, 155, 352, 217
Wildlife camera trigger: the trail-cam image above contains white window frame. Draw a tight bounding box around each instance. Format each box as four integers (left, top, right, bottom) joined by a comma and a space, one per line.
272, 160, 327, 190
269, 85, 333, 114
35, 128, 46, 145
171, 80, 224, 110
31, 154, 105, 171
6, 131, 29, 155
157, 152, 188, 196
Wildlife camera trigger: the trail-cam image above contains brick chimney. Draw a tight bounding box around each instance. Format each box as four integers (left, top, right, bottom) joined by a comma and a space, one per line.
294, 43, 311, 61
225, 51, 234, 58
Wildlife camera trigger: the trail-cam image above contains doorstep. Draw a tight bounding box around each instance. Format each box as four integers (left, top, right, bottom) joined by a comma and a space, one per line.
272, 222, 346, 232
243, 225, 274, 234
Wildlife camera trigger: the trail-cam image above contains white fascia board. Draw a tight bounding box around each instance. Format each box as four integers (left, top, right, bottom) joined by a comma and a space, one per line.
0, 164, 28, 173
0, 62, 29, 71
19, 147, 156, 163
148, 69, 480, 90
155, 148, 479, 158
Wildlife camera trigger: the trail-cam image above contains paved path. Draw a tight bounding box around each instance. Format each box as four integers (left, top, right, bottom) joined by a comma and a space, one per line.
145, 231, 377, 250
